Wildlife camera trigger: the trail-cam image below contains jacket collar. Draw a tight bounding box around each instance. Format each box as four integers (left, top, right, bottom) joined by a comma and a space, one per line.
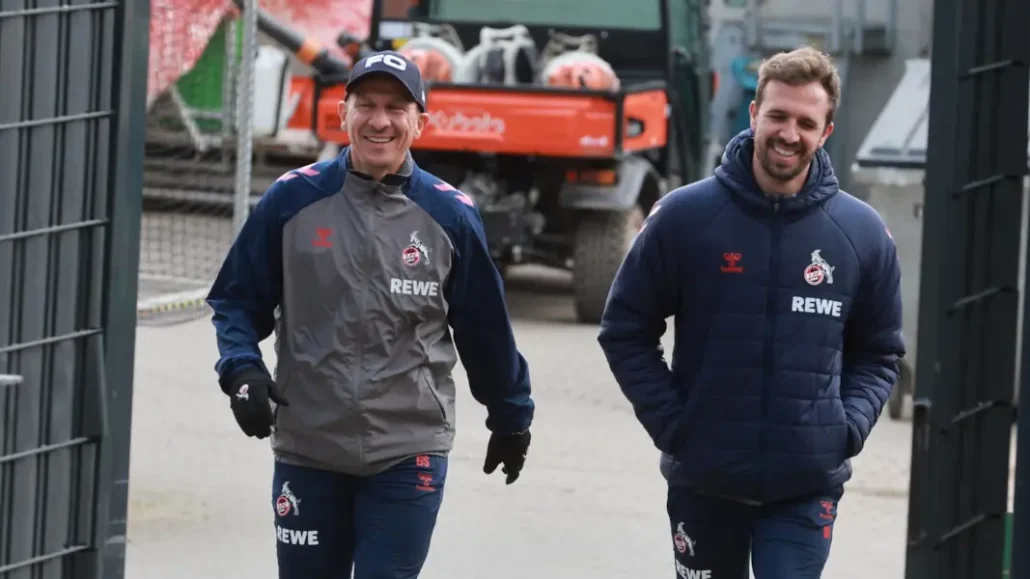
340, 148, 415, 187
714, 129, 839, 215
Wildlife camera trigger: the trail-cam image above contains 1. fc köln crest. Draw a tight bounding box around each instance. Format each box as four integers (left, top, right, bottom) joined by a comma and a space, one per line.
403, 231, 431, 267
276, 482, 301, 517
803, 249, 835, 286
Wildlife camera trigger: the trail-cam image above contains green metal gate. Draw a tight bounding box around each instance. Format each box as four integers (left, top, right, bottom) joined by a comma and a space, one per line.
0, 0, 149, 578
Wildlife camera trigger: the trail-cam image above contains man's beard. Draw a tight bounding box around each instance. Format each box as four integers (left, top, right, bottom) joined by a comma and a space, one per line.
756, 138, 812, 182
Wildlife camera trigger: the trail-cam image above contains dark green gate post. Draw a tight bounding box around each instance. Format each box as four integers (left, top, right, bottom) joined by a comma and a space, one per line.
99, 0, 151, 578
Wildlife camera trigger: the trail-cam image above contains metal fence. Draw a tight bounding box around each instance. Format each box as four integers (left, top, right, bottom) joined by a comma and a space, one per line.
902, 0, 1030, 576
137, 0, 259, 323
0, 0, 149, 578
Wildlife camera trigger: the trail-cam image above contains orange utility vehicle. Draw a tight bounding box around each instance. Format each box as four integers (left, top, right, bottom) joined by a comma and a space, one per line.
261, 0, 712, 323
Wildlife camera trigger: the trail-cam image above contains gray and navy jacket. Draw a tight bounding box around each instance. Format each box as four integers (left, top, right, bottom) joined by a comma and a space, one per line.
207, 148, 535, 476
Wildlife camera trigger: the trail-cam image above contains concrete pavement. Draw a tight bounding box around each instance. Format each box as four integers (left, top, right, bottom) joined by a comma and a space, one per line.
124, 266, 914, 579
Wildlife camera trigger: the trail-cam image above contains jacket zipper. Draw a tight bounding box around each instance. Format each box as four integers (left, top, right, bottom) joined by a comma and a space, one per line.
353, 190, 379, 461
760, 200, 781, 497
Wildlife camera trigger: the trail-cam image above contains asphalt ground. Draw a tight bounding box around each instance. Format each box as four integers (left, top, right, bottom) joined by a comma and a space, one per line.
125, 265, 918, 579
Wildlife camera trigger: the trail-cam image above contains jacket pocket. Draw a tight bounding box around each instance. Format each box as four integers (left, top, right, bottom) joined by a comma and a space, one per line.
418, 367, 449, 427
272, 367, 293, 427
362, 366, 450, 438
670, 387, 703, 457
831, 396, 853, 460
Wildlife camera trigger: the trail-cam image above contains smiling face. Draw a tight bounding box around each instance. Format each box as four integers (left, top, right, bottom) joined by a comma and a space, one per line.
749, 79, 834, 193
338, 75, 428, 180
747, 46, 840, 196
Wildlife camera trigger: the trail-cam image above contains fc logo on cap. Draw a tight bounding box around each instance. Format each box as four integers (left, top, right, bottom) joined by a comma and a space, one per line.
364, 53, 408, 71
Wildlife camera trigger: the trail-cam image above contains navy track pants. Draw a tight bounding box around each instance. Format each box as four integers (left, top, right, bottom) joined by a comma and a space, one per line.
272, 455, 447, 579
667, 484, 843, 579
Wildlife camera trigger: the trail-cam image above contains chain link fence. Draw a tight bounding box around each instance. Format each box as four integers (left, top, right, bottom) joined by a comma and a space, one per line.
138, 3, 259, 323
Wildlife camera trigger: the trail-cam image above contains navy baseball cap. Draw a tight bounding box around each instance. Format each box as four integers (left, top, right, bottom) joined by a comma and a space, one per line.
346, 51, 427, 112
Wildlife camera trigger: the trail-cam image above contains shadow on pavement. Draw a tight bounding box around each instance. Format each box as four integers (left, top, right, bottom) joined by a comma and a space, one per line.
502, 265, 587, 326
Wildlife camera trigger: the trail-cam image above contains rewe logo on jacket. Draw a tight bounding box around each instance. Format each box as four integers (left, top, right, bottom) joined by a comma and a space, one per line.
390, 278, 440, 297
791, 296, 842, 318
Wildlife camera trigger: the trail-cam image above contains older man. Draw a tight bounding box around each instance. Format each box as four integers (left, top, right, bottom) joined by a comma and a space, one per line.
207, 51, 535, 579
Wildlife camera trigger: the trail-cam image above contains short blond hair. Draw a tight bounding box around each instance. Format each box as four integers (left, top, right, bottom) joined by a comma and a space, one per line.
755, 46, 841, 124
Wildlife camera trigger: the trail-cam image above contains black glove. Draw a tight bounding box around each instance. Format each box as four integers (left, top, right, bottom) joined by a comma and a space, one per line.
483, 430, 531, 484
225, 368, 289, 439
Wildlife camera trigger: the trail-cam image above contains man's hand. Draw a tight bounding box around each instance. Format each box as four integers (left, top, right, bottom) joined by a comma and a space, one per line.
227, 369, 289, 439
483, 430, 531, 484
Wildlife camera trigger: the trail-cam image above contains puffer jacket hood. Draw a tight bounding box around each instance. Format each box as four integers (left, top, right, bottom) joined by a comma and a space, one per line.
715, 128, 840, 215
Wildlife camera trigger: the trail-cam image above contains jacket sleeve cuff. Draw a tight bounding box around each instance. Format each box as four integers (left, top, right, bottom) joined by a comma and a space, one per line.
219, 363, 272, 396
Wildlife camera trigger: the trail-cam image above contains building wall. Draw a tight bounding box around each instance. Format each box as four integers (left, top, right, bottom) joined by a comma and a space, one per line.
833, 0, 933, 194
706, 0, 934, 194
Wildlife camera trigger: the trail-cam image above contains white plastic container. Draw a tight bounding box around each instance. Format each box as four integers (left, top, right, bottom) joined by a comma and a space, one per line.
251, 44, 292, 138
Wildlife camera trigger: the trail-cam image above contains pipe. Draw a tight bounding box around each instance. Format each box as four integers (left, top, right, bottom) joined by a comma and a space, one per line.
230, 0, 350, 81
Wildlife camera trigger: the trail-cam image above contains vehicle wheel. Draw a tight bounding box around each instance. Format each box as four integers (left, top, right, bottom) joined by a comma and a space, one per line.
572, 205, 645, 324
888, 360, 913, 420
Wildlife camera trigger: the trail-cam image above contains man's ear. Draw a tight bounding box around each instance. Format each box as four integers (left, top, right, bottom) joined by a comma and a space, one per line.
413, 111, 429, 139
749, 100, 757, 131
337, 99, 348, 130
819, 121, 835, 148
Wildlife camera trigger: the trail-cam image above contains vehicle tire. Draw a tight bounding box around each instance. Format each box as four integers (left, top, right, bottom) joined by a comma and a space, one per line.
888, 360, 913, 420
572, 205, 646, 324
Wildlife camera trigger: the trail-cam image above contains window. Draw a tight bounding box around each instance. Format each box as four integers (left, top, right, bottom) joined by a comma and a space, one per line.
429, 0, 662, 30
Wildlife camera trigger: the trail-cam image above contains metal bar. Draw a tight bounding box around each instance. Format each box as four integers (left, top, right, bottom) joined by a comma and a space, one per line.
1011, 0, 1030, 573
953, 173, 1026, 197
0, 218, 108, 244
936, 512, 1003, 545
0, 328, 101, 355
83, 336, 114, 575
949, 399, 1015, 425
97, 0, 151, 574
0, 374, 23, 387
1015, 344, 1030, 575
1016, 273, 1030, 578
947, 286, 1015, 313
0, 437, 95, 466
233, 2, 258, 235
907, 396, 934, 551
141, 187, 262, 207
854, 158, 930, 170
144, 156, 237, 174
0, 544, 91, 575
903, 1, 964, 574
0, 110, 113, 132
0, 2, 117, 20
959, 59, 1025, 79
222, 17, 238, 170
167, 86, 210, 153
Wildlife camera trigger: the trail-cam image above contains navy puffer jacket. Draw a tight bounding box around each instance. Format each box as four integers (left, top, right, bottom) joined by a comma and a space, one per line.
598, 129, 905, 503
